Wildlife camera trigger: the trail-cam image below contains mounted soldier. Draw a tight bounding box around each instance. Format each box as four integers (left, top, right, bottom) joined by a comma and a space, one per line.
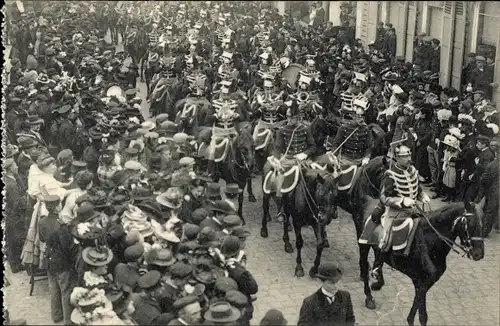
263, 101, 317, 220
371, 144, 430, 254
142, 43, 162, 97
202, 82, 243, 178
288, 74, 323, 122
252, 77, 287, 170
216, 51, 239, 87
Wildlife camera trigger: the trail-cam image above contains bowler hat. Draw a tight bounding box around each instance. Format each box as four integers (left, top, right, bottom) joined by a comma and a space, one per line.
220, 235, 242, 258
215, 277, 238, 294
148, 248, 177, 267
123, 243, 144, 262
225, 183, 242, 195
205, 183, 223, 198
170, 262, 194, 279
260, 309, 287, 326
315, 262, 343, 283
225, 290, 248, 309
208, 200, 236, 215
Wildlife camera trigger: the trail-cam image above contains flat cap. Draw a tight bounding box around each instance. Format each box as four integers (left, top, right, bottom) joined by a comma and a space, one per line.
222, 215, 242, 228
137, 270, 162, 290
124, 243, 145, 262
170, 262, 194, 278
172, 296, 199, 311
225, 290, 248, 308
124, 160, 143, 171
215, 277, 239, 293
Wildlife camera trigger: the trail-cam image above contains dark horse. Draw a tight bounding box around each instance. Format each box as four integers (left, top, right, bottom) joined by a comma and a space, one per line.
260, 161, 338, 277
360, 202, 484, 326
211, 122, 256, 222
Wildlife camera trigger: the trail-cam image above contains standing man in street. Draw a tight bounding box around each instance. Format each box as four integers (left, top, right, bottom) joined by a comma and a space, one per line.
298, 263, 355, 326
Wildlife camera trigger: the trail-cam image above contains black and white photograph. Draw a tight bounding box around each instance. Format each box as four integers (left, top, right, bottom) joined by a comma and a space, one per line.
2, 1, 499, 325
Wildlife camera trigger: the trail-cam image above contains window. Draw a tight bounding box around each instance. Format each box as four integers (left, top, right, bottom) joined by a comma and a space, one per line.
477, 2, 500, 59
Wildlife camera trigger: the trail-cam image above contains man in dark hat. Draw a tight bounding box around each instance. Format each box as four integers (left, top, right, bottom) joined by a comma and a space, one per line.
464, 135, 494, 203
48, 104, 77, 155
113, 243, 144, 292
131, 271, 176, 325
167, 296, 203, 325
470, 56, 495, 99
39, 194, 79, 325
298, 263, 355, 326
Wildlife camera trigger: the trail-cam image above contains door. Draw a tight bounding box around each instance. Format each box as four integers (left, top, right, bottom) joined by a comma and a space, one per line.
396, 1, 408, 57
439, 1, 455, 87
405, 2, 417, 63
451, 1, 466, 90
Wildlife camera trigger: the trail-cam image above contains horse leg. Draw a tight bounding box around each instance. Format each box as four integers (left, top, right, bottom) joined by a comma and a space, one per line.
294, 223, 305, 277
261, 192, 271, 238
407, 279, 425, 326
283, 197, 293, 253
237, 191, 245, 225
247, 177, 256, 203
309, 223, 325, 279
370, 248, 386, 291
359, 244, 376, 309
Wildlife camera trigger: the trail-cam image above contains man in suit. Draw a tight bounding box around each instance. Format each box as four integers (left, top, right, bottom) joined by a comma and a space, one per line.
298, 263, 355, 326
465, 135, 495, 203
474, 143, 499, 237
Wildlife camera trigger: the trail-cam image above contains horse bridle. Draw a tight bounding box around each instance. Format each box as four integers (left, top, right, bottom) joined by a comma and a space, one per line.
417, 205, 484, 258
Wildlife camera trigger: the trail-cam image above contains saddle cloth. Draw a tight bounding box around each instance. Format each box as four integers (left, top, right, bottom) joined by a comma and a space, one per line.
358, 216, 420, 256
310, 153, 359, 191
254, 128, 272, 151
213, 137, 231, 162
263, 164, 300, 195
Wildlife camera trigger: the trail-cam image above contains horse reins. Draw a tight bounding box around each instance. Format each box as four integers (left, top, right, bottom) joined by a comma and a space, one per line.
415, 204, 477, 257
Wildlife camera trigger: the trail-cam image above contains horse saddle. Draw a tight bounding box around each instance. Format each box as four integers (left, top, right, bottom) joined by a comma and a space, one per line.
198, 142, 209, 159
214, 137, 232, 163
263, 165, 300, 195
254, 128, 272, 151
358, 216, 420, 256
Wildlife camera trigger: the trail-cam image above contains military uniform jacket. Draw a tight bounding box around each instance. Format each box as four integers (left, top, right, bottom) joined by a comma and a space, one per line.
380, 164, 424, 217
273, 122, 316, 158
331, 120, 373, 161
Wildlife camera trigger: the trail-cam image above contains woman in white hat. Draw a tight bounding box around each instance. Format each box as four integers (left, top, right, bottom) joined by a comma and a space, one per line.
442, 134, 461, 202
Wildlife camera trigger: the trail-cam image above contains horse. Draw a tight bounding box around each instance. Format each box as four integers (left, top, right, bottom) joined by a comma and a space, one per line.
174, 96, 212, 135
359, 202, 484, 326
149, 78, 190, 118
261, 161, 338, 277
199, 122, 256, 222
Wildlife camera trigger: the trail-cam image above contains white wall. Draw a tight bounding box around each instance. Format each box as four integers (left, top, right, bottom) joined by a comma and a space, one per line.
329, 1, 342, 26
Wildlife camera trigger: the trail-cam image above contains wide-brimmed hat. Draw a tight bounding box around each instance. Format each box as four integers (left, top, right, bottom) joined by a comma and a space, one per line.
204, 301, 241, 323
442, 134, 460, 150
314, 262, 343, 283
151, 219, 181, 243
148, 247, 177, 266
224, 183, 242, 195
81, 246, 114, 267
36, 153, 56, 168
208, 200, 237, 215
193, 263, 217, 285
156, 187, 184, 209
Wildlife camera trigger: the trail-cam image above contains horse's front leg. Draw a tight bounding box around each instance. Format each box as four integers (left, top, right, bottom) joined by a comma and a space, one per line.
237, 192, 245, 225
359, 244, 376, 309
261, 192, 271, 238
370, 248, 386, 291
294, 222, 305, 277
246, 176, 256, 203
283, 197, 293, 253
309, 223, 325, 278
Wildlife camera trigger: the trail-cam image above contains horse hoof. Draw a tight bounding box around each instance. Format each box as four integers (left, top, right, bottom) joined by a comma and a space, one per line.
285, 243, 294, 253
370, 282, 383, 291
260, 228, 268, 238
295, 268, 305, 278
365, 299, 376, 310
308, 267, 318, 278
248, 195, 256, 203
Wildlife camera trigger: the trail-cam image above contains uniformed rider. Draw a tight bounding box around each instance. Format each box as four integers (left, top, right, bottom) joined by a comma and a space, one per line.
205, 83, 242, 177
374, 145, 430, 251
253, 78, 286, 144
267, 101, 316, 220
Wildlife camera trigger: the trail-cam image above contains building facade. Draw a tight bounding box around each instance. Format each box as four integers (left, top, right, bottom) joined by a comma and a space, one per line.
274, 1, 500, 104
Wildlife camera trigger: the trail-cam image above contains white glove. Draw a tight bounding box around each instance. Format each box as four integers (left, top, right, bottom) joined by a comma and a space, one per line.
421, 193, 430, 204
295, 153, 308, 161
361, 157, 370, 166
402, 197, 416, 208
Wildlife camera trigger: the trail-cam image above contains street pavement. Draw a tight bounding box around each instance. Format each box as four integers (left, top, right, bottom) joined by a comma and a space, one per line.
4, 38, 500, 326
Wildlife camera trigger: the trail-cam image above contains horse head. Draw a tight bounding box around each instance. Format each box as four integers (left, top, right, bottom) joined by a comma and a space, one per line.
314, 172, 337, 227
457, 202, 485, 261
232, 123, 254, 172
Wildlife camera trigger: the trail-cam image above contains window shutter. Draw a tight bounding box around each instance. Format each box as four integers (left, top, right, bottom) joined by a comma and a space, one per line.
494, 32, 500, 105
439, 1, 455, 86
451, 1, 466, 90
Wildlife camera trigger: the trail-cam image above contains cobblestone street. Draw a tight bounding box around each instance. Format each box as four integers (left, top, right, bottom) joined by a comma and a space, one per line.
5, 177, 500, 325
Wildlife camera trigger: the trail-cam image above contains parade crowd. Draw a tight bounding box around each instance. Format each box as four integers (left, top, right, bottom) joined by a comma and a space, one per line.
3, 1, 499, 325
